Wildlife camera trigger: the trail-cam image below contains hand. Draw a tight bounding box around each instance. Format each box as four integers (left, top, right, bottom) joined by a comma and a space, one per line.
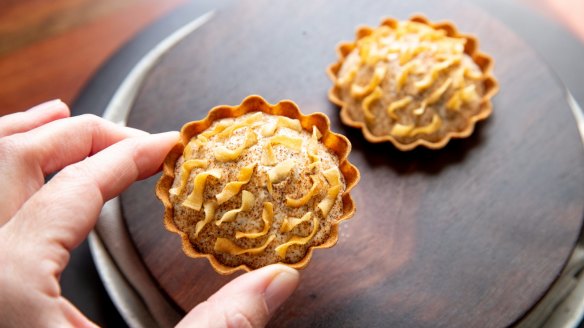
0, 100, 299, 327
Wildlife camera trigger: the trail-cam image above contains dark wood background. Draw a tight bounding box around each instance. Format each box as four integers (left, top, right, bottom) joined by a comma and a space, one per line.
1, 0, 583, 117
120, 0, 584, 327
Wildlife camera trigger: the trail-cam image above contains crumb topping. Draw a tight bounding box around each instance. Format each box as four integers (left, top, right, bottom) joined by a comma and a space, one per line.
169, 112, 345, 268
335, 20, 486, 144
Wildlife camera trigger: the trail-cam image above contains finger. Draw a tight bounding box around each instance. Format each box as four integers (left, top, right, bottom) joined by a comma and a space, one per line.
0, 114, 148, 225
177, 265, 299, 328
0, 99, 70, 138
6, 131, 178, 266
2, 113, 148, 176
59, 297, 99, 328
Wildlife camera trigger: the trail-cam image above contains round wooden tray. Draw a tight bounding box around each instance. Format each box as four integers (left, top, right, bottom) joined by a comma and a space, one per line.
120, 0, 584, 326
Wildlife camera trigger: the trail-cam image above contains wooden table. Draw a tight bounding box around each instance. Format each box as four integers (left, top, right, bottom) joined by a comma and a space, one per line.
0, 0, 583, 117
0, 0, 186, 116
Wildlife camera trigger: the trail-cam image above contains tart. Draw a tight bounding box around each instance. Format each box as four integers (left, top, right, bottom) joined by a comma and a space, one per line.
327, 15, 499, 150
156, 95, 360, 274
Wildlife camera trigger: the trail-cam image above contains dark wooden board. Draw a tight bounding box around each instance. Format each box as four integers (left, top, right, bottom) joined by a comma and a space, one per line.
120, 0, 584, 326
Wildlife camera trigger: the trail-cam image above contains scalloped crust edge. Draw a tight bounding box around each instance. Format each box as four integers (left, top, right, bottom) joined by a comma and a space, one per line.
326, 14, 500, 151
156, 95, 361, 275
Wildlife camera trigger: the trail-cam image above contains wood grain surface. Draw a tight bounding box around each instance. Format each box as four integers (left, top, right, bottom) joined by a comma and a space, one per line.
1, 0, 582, 118
0, 0, 186, 115
120, 0, 584, 327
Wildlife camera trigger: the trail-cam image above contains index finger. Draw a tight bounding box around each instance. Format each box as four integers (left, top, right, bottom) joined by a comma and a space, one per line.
5, 131, 178, 269
0, 100, 70, 138
0, 114, 148, 225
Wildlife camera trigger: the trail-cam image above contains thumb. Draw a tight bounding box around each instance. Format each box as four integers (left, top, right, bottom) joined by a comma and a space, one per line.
177, 264, 299, 328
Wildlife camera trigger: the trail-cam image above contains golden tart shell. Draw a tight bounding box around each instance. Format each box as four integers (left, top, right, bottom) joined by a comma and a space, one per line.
156, 95, 360, 274
327, 15, 499, 151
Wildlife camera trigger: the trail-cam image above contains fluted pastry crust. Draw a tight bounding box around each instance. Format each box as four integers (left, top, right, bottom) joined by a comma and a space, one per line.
327, 15, 499, 150
156, 95, 360, 274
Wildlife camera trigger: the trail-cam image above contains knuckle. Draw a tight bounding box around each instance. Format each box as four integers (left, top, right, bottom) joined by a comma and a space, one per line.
59, 162, 87, 180
0, 135, 32, 164
76, 114, 118, 147
76, 113, 103, 129
58, 163, 103, 199
77, 113, 101, 122
59, 163, 91, 186
116, 137, 143, 163
228, 313, 254, 328
0, 136, 16, 156
207, 297, 260, 328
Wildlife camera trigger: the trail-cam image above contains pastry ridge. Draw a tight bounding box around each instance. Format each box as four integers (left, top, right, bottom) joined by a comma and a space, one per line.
327, 15, 499, 150
156, 95, 360, 274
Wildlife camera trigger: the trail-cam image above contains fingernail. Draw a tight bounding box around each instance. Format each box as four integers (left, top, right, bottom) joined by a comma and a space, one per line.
28, 99, 64, 112
264, 266, 299, 314
124, 126, 150, 136
159, 131, 180, 137
155, 131, 180, 140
